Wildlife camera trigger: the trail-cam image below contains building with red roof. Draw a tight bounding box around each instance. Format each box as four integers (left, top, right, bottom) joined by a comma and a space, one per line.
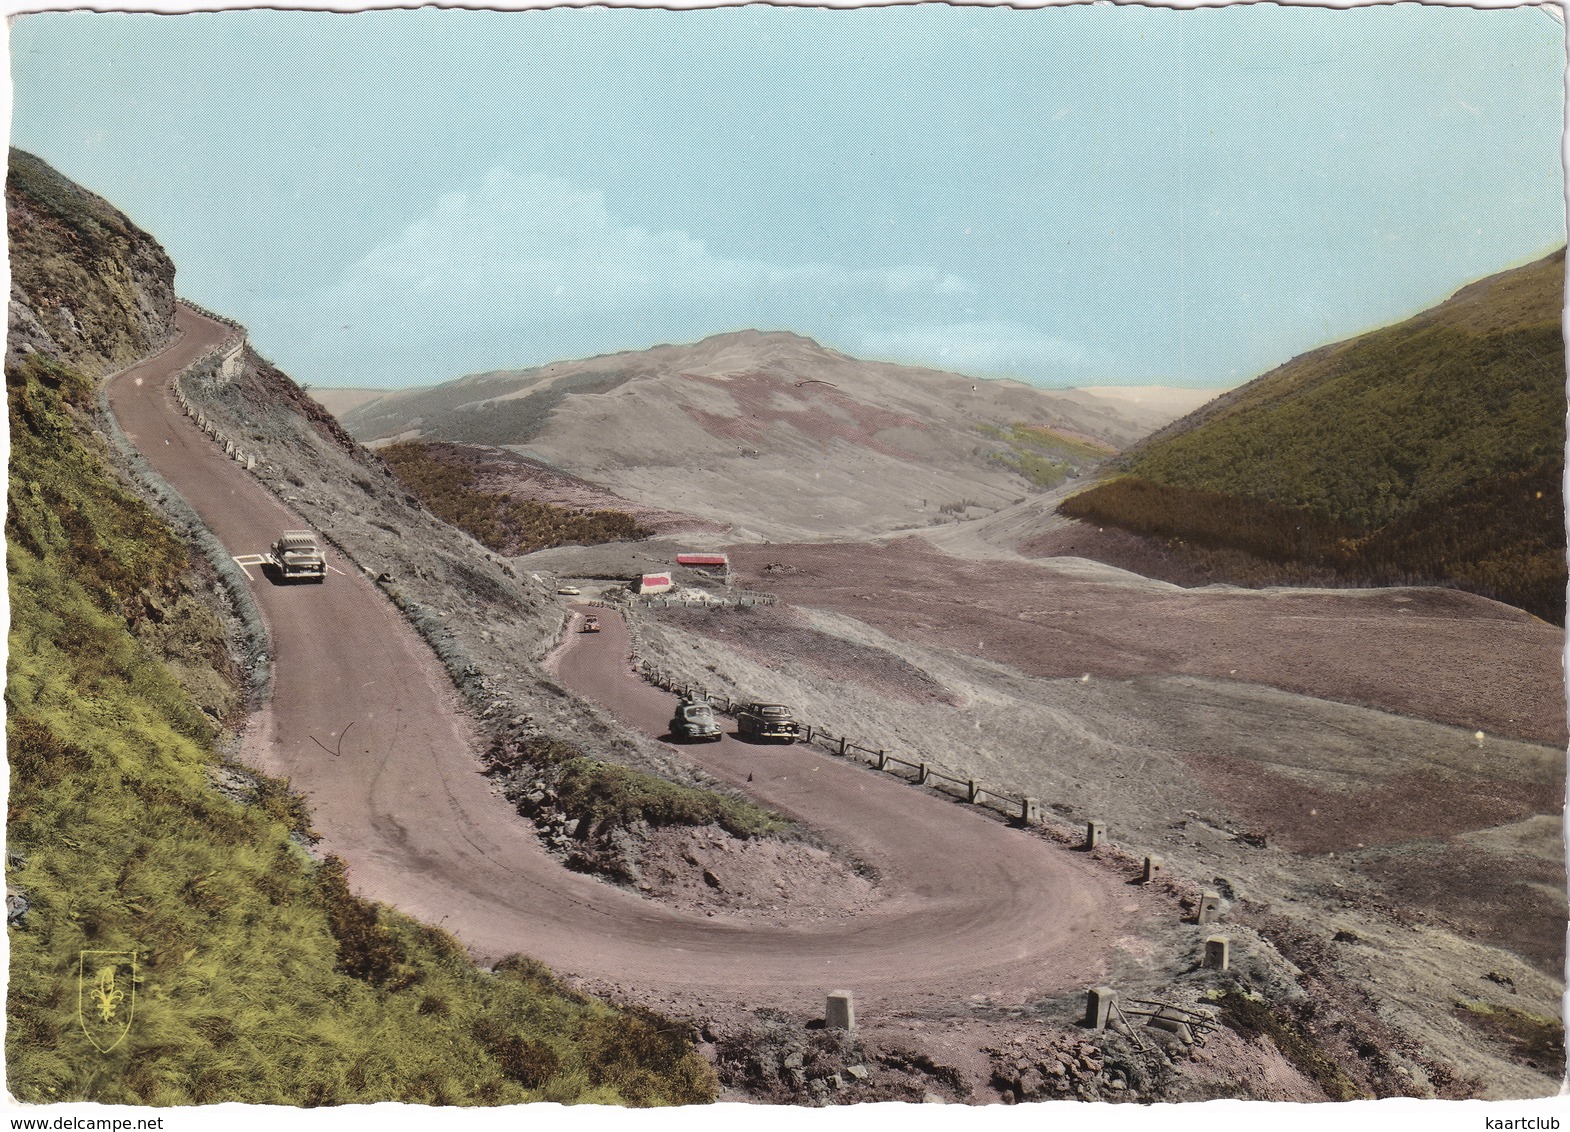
639, 573, 674, 594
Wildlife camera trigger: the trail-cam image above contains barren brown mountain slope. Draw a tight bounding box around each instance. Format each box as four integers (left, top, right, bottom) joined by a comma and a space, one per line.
723, 539, 1565, 746
336, 332, 1193, 540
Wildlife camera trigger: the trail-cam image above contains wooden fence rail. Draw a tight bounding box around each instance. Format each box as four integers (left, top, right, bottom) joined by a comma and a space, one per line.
642, 590, 779, 610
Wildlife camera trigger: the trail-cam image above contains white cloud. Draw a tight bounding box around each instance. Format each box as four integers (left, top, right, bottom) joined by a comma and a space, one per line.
282, 169, 970, 343
858, 321, 1094, 378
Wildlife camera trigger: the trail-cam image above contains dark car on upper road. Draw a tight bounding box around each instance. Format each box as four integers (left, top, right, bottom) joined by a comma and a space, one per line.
735, 702, 799, 743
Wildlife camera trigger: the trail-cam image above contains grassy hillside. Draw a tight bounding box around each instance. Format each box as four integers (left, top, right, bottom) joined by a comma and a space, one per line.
1059, 250, 1567, 622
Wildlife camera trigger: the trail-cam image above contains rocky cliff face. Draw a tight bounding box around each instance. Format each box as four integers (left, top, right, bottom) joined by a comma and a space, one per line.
6, 147, 177, 376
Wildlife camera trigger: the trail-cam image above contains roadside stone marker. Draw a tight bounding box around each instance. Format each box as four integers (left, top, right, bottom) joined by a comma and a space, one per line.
1203, 936, 1231, 970
1141, 855, 1163, 883
1196, 890, 1223, 924
1084, 820, 1105, 850
1020, 796, 1040, 825
826, 990, 855, 1031
1084, 986, 1117, 1029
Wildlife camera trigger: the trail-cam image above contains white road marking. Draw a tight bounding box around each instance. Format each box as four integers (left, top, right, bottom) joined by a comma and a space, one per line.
327, 563, 348, 576
232, 553, 272, 580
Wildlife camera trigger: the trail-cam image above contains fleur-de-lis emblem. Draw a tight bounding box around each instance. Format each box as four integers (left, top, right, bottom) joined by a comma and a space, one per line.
92, 966, 125, 1023
78, 950, 136, 1052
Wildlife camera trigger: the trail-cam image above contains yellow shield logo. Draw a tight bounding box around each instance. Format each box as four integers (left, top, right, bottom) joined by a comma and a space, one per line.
78, 950, 136, 1053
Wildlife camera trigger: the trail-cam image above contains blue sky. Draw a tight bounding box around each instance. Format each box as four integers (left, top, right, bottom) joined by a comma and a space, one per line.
8, 5, 1565, 389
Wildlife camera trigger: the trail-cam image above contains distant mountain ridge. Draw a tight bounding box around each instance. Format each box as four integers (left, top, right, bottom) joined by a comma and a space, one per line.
1052, 248, 1567, 622
341, 329, 1170, 447
337, 331, 1194, 541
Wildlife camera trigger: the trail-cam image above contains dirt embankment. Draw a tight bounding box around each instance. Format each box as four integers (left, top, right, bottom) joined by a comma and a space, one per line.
731, 539, 1566, 746
655, 603, 957, 706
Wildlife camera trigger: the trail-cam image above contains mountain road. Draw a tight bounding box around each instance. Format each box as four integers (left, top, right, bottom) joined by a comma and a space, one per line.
104, 304, 1145, 1014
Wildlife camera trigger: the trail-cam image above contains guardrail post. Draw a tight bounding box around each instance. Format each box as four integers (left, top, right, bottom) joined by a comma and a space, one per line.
1084, 820, 1105, 849
1203, 936, 1231, 970
1020, 796, 1040, 825
838, 737, 848, 757
1196, 890, 1223, 924
967, 779, 980, 803
825, 990, 855, 1031
876, 750, 887, 771
917, 763, 928, 785
802, 725, 813, 743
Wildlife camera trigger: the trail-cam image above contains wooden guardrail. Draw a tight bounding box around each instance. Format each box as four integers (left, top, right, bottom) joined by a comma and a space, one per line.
641, 589, 778, 609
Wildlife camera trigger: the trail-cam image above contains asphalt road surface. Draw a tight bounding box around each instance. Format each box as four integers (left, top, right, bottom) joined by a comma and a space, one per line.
105, 305, 1135, 1011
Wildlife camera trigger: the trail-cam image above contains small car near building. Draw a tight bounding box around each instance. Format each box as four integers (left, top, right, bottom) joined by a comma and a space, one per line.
735, 702, 799, 743
669, 698, 723, 743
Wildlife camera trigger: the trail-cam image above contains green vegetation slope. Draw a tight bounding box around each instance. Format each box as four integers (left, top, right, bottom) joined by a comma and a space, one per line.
6, 148, 715, 1106
381, 440, 650, 555
1058, 250, 1567, 622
